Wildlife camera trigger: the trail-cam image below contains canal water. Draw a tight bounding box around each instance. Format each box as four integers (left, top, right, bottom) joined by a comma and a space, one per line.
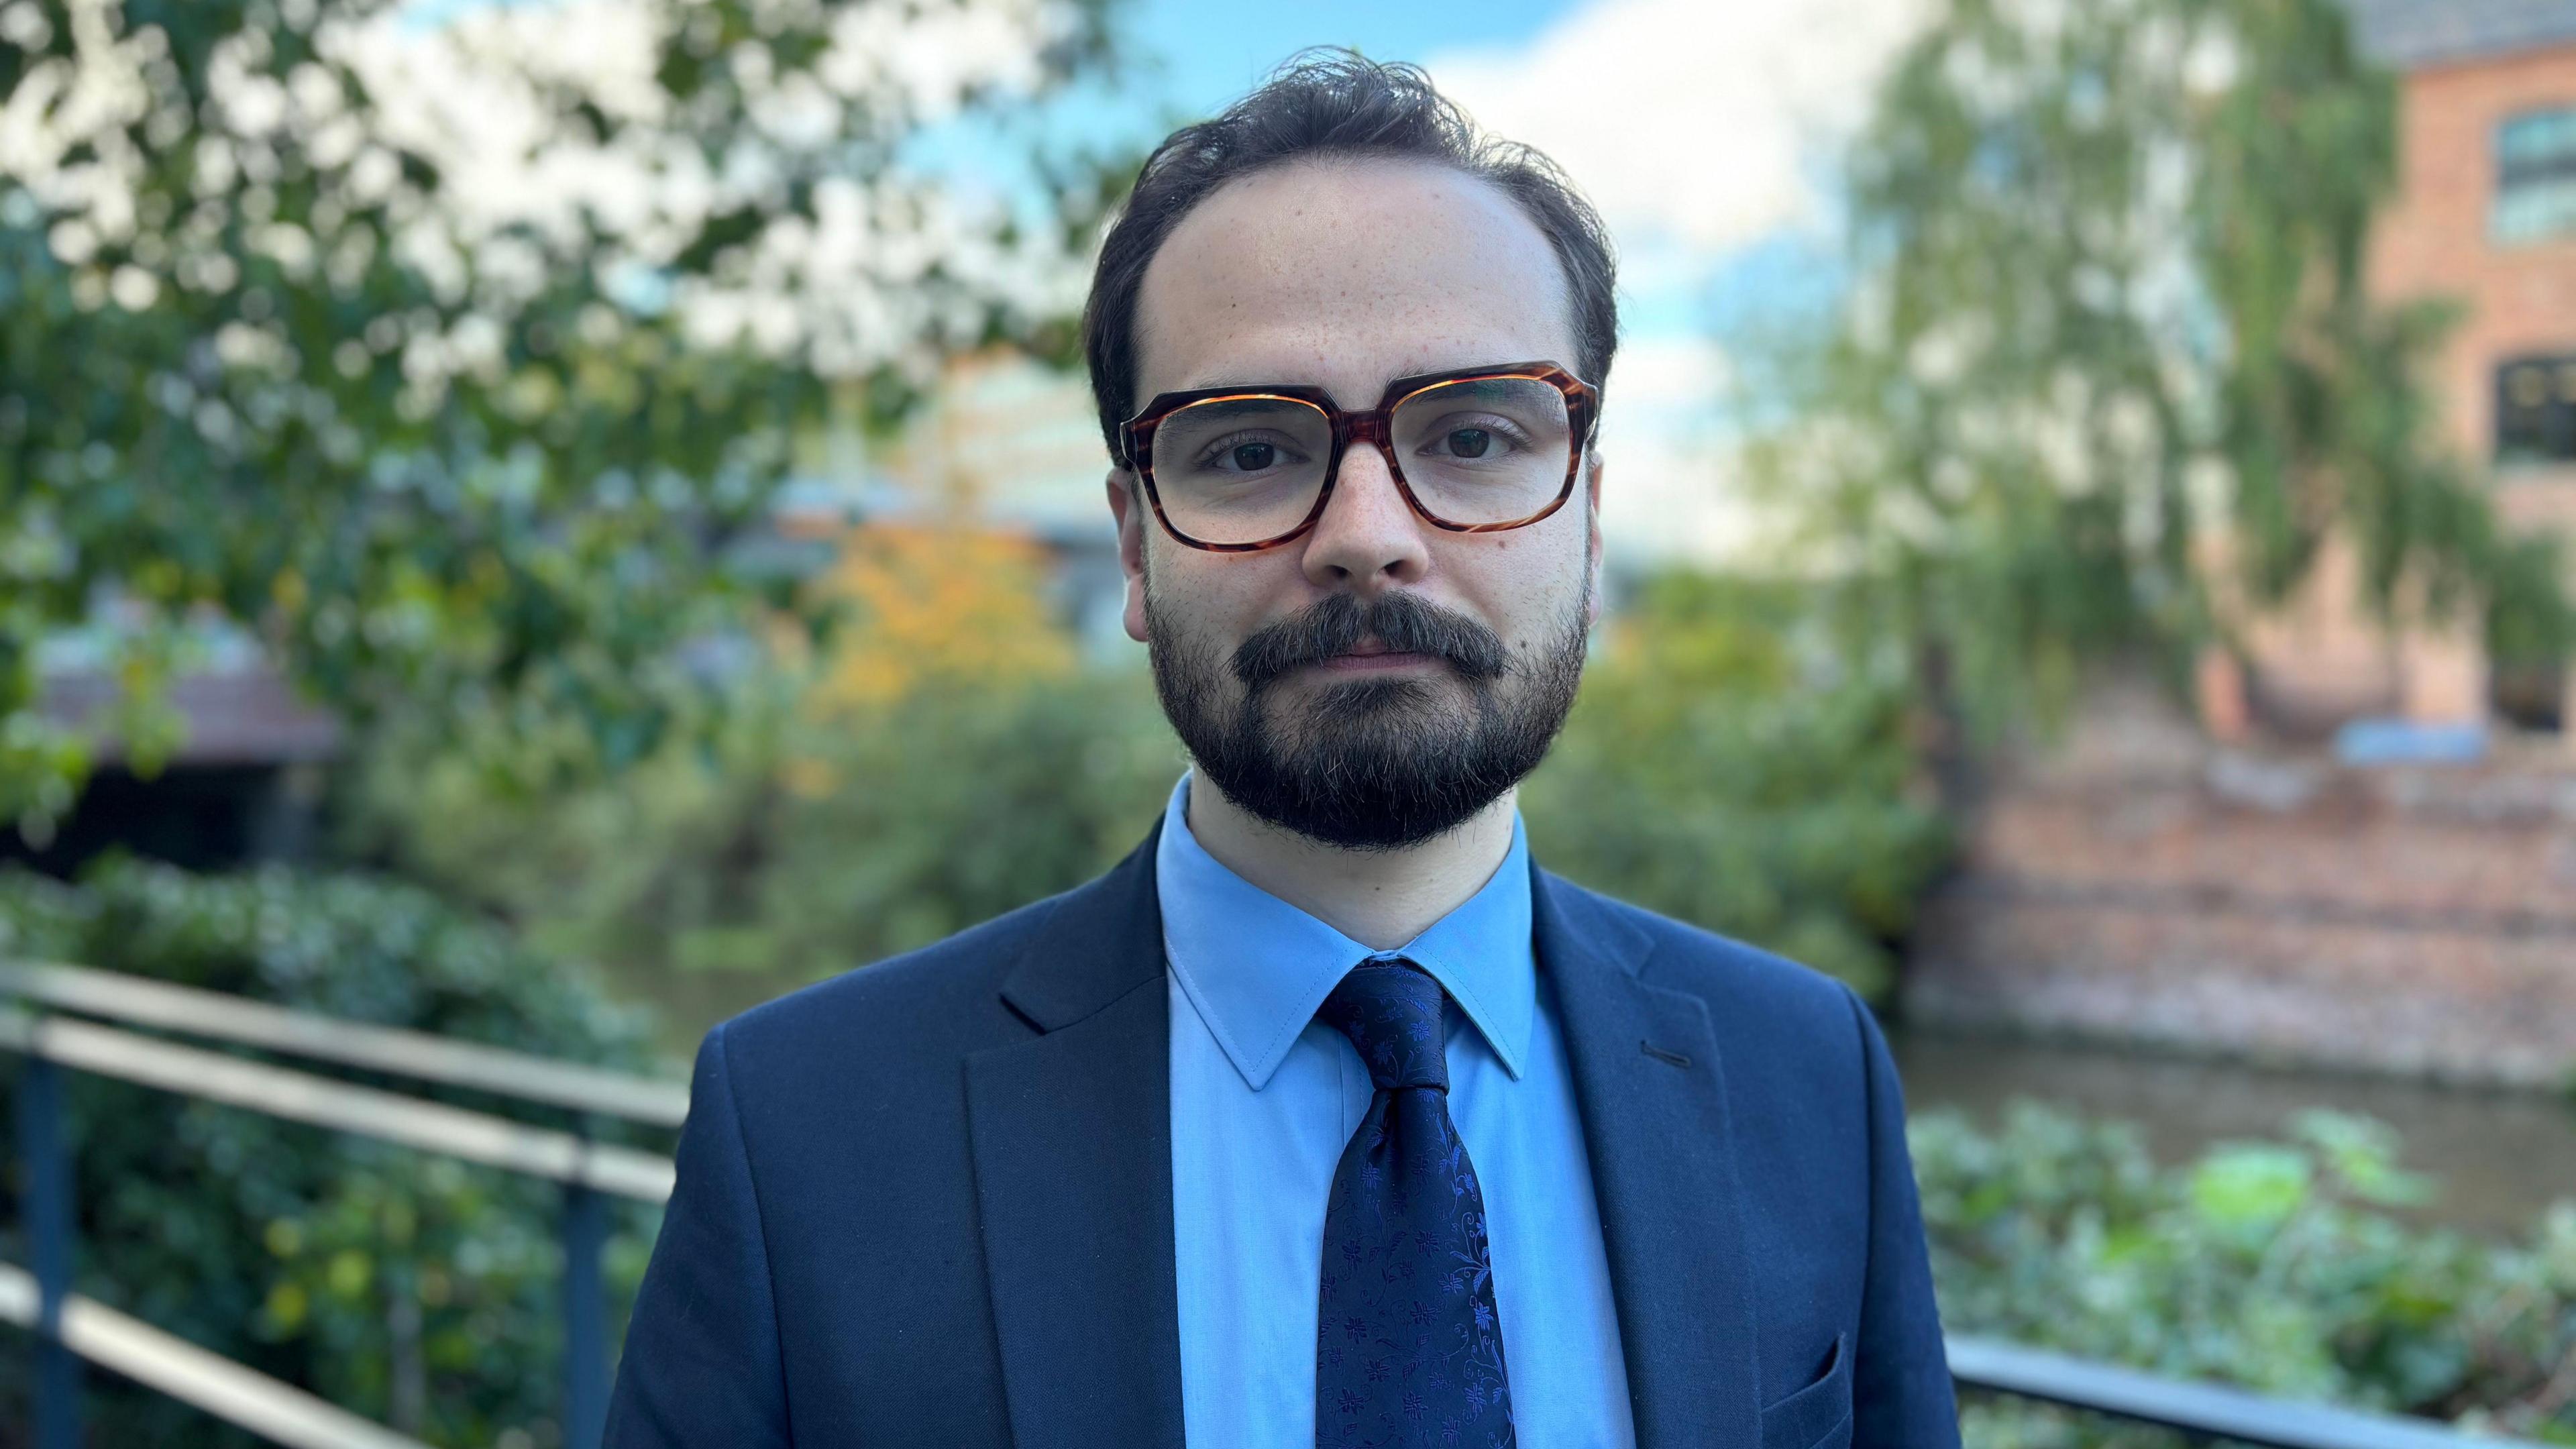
1892, 1027, 2576, 1240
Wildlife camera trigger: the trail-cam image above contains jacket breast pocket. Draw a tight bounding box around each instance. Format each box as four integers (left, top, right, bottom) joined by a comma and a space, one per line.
1760, 1331, 1852, 1449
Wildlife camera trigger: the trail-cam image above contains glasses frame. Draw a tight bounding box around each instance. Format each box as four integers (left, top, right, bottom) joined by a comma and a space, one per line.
1118, 360, 1601, 553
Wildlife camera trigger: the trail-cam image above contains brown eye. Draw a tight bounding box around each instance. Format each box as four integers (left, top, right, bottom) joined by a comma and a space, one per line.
1444, 429, 1493, 459
1230, 441, 1279, 471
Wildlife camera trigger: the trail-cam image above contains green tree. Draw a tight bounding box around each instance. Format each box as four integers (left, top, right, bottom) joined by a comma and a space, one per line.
1523, 571, 1950, 1000
1749, 0, 2574, 737
349, 659, 1183, 1049
0, 0, 1127, 839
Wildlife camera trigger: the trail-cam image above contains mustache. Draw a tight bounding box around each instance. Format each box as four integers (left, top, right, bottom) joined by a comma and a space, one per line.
1230, 592, 1512, 689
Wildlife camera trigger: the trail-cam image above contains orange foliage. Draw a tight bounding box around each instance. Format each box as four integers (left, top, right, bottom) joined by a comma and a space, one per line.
800, 521, 1076, 716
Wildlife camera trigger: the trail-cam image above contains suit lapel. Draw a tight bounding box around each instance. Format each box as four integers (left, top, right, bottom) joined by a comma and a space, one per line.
965, 826, 1186, 1449
1536, 865, 1762, 1449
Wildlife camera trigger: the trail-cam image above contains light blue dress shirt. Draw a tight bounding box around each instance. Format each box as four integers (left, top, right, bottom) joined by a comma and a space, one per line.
1159, 771, 1638, 1448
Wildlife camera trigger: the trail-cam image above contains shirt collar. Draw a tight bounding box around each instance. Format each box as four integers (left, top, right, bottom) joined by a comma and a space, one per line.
1155, 770, 1534, 1091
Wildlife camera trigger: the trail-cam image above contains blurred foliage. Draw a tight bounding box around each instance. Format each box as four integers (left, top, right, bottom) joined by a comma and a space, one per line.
1919, 1102, 2576, 1446
355, 664, 1182, 1040
1521, 571, 1951, 1000
794, 521, 1077, 714
347, 519, 1181, 1038
0, 858, 665, 1448
0, 0, 1130, 841
355, 560, 1949, 1043
1750, 0, 2576, 738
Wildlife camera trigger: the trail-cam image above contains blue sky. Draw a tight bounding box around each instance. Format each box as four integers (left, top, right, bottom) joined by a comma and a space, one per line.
1107, 0, 1576, 104
900, 2, 1581, 252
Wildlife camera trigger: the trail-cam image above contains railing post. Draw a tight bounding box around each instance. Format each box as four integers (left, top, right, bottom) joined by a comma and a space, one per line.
561, 1178, 608, 1449
18, 1051, 82, 1449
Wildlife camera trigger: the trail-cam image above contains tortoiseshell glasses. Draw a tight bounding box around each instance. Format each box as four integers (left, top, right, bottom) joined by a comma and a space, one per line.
1118, 360, 1601, 552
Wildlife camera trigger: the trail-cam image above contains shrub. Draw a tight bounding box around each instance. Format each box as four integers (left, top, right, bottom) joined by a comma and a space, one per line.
1523, 571, 1952, 998
350, 667, 1185, 1046
1916, 1103, 2576, 1446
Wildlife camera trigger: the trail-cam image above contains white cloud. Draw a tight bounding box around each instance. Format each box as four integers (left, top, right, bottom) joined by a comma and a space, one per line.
1426, 0, 1929, 560
1427, 0, 1929, 258
1591, 332, 1756, 559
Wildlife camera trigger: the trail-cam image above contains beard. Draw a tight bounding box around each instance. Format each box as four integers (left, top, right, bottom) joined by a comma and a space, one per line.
1145, 580, 1591, 851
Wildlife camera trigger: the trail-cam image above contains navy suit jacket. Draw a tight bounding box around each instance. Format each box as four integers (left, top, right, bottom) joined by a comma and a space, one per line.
604, 822, 1961, 1448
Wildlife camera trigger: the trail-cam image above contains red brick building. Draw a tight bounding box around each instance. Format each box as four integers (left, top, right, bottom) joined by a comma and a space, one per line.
2232, 1, 2576, 735
1907, 1, 2576, 1086
2369, 0, 2576, 728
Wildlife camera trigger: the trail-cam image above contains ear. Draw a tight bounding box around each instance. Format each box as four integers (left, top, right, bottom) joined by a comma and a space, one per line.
1106, 470, 1151, 644
1581, 447, 1606, 630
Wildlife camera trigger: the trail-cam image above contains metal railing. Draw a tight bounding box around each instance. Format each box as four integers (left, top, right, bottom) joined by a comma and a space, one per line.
0, 1259, 423, 1449
1947, 1336, 2537, 1447
0, 961, 682, 1449
0, 959, 2548, 1449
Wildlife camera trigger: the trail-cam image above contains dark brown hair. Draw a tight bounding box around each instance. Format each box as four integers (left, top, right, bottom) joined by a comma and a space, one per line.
1079, 48, 1619, 465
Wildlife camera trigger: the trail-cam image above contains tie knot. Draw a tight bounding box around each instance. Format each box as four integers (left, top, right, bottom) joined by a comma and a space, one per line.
1317, 959, 1449, 1093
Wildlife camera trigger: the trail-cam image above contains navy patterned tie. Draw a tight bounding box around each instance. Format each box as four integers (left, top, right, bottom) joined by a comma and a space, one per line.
1313, 959, 1514, 1448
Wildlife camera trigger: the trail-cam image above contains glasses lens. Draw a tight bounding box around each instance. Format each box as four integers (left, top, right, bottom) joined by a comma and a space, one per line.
1390, 376, 1574, 526
1149, 395, 1334, 545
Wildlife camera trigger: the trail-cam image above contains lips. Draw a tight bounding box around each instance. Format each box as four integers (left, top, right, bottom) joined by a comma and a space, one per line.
1316, 637, 1437, 672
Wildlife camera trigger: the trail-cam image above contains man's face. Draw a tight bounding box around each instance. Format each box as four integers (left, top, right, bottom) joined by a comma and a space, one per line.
1108, 157, 1605, 850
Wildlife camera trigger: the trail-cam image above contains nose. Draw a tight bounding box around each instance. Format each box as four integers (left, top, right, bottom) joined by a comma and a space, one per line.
1297, 439, 1431, 596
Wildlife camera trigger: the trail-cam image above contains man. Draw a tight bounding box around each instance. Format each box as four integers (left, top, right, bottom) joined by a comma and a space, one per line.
607, 51, 1959, 1449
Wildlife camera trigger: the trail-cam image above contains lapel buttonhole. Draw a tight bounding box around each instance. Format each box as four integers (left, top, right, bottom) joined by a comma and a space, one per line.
1639, 1039, 1693, 1069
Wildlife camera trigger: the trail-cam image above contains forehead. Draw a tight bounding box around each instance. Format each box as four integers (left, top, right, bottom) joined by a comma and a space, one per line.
1130, 156, 1578, 408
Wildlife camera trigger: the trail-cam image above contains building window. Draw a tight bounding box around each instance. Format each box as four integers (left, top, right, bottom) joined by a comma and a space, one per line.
2497, 354, 2576, 465
2494, 107, 2576, 244
2491, 659, 2567, 735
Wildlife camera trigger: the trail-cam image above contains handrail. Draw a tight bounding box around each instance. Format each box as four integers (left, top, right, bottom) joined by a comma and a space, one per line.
1948, 1336, 2540, 1448
0, 960, 690, 1127
0, 963, 686, 1448
0, 1006, 675, 1202
0, 1260, 432, 1449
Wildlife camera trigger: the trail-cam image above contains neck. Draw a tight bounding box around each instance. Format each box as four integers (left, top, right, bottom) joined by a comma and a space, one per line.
1183, 773, 1519, 951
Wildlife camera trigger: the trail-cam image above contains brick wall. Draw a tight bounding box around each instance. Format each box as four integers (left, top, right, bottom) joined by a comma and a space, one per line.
1905, 680, 2576, 1085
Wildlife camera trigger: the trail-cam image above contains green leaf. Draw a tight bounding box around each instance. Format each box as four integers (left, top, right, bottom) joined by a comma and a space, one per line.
2191, 1144, 2316, 1230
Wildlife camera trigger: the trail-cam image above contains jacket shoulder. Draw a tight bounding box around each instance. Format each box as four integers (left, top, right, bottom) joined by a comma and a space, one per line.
700, 824, 1165, 1124
710, 882, 1072, 1073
